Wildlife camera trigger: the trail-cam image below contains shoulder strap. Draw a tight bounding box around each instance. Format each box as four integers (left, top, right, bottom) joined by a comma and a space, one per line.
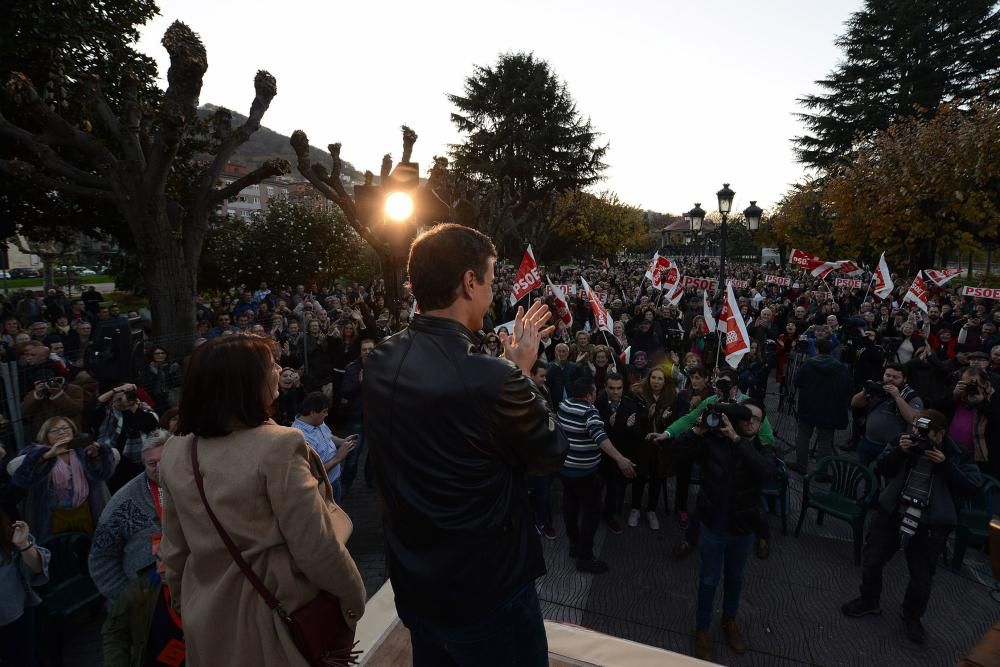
190, 437, 285, 615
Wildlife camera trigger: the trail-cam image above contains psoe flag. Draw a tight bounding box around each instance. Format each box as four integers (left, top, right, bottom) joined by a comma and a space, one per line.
509, 245, 543, 305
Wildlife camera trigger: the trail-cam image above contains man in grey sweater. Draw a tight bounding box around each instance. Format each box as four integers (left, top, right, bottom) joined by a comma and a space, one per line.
89, 430, 170, 602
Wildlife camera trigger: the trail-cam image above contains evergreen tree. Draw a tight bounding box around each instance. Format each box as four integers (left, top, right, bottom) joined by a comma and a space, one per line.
794, 0, 1000, 173
448, 52, 608, 253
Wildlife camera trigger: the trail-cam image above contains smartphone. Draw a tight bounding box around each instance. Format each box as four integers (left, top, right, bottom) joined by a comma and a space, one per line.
69, 434, 92, 449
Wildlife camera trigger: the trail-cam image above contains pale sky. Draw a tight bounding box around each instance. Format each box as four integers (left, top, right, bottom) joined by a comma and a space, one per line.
137, 0, 863, 216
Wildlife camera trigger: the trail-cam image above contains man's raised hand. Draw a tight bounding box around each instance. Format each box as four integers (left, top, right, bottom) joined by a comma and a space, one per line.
504, 302, 555, 376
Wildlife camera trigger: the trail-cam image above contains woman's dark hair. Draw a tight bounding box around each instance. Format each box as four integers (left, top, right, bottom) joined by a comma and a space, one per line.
159, 408, 180, 433
177, 335, 275, 437
408, 224, 496, 311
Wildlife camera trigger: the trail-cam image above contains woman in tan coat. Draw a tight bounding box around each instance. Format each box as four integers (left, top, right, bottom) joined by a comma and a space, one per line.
159, 334, 366, 666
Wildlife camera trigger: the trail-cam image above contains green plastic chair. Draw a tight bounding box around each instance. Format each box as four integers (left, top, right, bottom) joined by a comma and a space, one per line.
952, 475, 1000, 572
794, 456, 877, 564
761, 458, 790, 535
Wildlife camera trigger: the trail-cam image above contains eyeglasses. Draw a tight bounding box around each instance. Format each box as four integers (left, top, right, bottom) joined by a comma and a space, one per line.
49, 426, 73, 434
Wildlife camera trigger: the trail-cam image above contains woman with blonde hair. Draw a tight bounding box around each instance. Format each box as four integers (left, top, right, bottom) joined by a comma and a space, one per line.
8, 415, 116, 541
160, 334, 365, 666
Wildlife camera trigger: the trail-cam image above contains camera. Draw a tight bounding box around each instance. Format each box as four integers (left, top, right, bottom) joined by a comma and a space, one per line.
703, 402, 753, 430
965, 382, 981, 398
123, 390, 139, 402
864, 379, 887, 398
68, 434, 92, 449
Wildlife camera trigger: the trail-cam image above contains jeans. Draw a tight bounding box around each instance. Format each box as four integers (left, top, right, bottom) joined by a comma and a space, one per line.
696, 524, 754, 629
527, 474, 553, 527
560, 471, 603, 560
795, 420, 836, 469
859, 511, 949, 619
397, 583, 548, 667
858, 435, 889, 468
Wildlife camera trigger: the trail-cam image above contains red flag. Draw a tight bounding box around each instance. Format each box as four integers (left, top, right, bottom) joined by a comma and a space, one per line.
509, 245, 542, 305
837, 261, 862, 276
924, 267, 962, 286
652, 260, 677, 291
581, 276, 613, 334
722, 283, 752, 368
790, 248, 840, 278
546, 278, 573, 327
873, 252, 894, 299
702, 290, 716, 333
903, 271, 929, 313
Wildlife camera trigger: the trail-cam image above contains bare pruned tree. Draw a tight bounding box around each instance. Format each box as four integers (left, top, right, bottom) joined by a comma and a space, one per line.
0, 21, 288, 355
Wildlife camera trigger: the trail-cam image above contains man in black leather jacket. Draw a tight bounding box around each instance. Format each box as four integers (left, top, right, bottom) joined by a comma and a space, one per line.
364, 224, 566, 667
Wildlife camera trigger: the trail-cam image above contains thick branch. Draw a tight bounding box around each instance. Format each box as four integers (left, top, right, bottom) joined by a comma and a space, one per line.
290, 129, 383, 252
0, 116, 113, 190
401, 125, 417, 163
380, 154, 392, 183
82, 75, 125, 148
145, 21, 207, 200
4, 73, 116, 167
0, 158, 116, 201
211, 158, 290, 204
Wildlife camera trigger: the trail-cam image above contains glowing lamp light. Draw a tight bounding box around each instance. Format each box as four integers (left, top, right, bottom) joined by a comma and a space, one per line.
385, 192, 414, 222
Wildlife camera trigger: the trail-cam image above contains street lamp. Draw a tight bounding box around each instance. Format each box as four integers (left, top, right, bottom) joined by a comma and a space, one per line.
385, 191, 414, 222
715, 183, 736, 288
687, 203, 705, 259
743, 200, 763, 231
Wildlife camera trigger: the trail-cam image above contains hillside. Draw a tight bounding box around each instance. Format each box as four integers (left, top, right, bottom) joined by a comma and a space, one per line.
198, 104, 364, 182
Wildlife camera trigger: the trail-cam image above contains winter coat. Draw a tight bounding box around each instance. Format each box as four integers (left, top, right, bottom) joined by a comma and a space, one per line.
794, 353, 853, 429
159, 424, 366, 667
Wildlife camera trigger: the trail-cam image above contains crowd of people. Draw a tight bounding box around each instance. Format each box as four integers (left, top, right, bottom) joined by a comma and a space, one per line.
0, 242, 996, 665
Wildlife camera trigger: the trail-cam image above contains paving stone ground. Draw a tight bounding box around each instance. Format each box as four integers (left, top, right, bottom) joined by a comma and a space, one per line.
63, 380, 999, 666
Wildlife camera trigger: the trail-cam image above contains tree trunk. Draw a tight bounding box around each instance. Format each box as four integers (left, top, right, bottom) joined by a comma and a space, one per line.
40, 257, 57, 291
135, 212, 197, 360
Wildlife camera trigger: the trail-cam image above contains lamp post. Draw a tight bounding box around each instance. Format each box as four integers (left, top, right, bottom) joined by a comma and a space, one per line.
687, 203, 705, 260
716, 183, 735, 289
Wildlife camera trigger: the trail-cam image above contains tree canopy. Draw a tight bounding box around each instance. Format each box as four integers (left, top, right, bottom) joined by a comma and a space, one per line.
546, 191, 648, 259
448, 52, 608, 254
200, 201, 373, 290
794, 0, 1000, 173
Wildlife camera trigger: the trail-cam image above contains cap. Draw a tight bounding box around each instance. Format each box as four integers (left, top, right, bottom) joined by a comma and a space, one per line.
968, 351, 989, 360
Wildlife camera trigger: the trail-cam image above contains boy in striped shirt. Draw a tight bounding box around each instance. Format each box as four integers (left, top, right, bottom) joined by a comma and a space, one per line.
557, 377, 637, 573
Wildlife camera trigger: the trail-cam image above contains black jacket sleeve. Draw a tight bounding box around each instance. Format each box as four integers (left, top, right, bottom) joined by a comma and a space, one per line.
493, 370, 567, 475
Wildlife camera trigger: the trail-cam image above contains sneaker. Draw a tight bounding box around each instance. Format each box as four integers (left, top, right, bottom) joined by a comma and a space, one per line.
841, 597, 882, 618
721, 617, 747, 655
646, 511, 660, 531
755, 538, 770, 560
575, 558, 609, 574
542, 523, 557, 540
627, 508, 641, 528
902, 613, 927, 644
606, 515, 623, 535
694, 629, 714, 662
671, 540, 694, 560
678, 511, 689, 529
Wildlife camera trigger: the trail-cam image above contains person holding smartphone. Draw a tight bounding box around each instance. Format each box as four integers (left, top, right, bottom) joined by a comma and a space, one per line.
7, 416, 115, 541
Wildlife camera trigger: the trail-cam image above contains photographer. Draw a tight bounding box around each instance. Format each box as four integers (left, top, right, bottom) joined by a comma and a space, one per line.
21, 372, 84, 437
947, 368, 1000, 477
93, 383, 159, 494
842, 410, 981, 644
8, 417, 115, 541
852, 363, 924, 467
667, 399, 775, 662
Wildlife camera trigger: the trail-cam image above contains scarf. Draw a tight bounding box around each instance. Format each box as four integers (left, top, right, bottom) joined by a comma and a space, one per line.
50, 452, 90, 508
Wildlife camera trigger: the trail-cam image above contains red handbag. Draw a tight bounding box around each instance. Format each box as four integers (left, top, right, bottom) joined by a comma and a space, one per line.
191, 437, 359, 666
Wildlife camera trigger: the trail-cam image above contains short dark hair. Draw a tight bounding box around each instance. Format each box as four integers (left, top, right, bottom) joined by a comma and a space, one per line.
741, 397, 766, 419
531, 360, 547, 375
177, 335, 275, 437
884, 361, 907, 377
570, 377, 597, 399
299, 392, 331, 416
816, 339, 833, 355
605, 372, 625, 385
407, 224, 496, 311
688, 365, 709, 379
920, 409, 948, 433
